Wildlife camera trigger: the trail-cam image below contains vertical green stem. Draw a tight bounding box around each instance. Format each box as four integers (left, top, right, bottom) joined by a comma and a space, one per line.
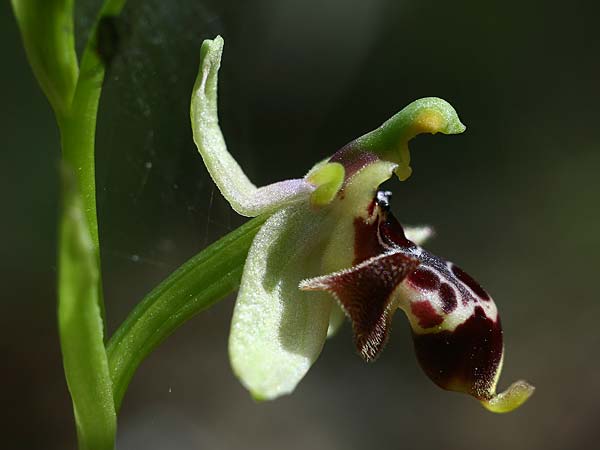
59, 0, 129, 256
14, 1, 265, 445
58, 58, 103, 252
58, 50, 108, 319
13, 2, 128, 449
59, 167, 116, 450
11, 0, 78, 117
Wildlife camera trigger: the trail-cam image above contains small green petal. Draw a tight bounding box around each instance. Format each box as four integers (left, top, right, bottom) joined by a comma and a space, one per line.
229, 205, 332, 400
307, 162, 345, 206
191, 36, 314, 217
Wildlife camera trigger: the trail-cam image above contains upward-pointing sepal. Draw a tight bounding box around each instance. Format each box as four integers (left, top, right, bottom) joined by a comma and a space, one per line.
191, 36, 316, 217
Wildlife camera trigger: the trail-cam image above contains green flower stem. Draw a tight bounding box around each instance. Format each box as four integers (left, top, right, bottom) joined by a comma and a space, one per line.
106, 215, 267, 411
13, 0, 128, 252
59, 167, 117, 450
13, 2, 127, 449
58, 0, 128, 328
15, 0, 269, 443
58, 62, 104, 253
59, 0, 128, 253
11, 0, 78, 117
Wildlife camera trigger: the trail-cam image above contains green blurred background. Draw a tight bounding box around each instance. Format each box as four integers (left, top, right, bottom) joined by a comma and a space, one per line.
2, 0, 599, 449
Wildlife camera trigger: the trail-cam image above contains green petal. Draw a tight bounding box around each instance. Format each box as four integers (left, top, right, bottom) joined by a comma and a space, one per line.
191, 36, 314, 217
307, 162, 345, 206
229, 206, 332, 400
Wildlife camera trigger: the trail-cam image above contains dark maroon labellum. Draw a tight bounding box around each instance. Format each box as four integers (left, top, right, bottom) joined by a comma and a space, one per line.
451, 265, 491, 301
411, 301, 444, 328
407, 267, 441, 291
379, 213, 416, 249
353, 217, 383, 265
439, 283, 458, 313
411, 306, 503, 399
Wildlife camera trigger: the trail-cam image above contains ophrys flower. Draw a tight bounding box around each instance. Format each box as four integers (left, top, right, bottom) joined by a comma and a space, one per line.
191, 36, 534, 413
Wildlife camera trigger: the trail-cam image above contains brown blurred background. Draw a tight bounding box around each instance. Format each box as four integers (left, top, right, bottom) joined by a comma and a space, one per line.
2, 0, 599, 449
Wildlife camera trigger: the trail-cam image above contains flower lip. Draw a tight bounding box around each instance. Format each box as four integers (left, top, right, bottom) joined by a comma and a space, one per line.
412, 305, 504, 399
303, 188, 534, 412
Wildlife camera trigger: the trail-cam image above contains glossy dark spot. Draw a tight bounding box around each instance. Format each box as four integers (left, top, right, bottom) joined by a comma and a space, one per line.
451, 264, 491, 301
439, 283, 458, 313
376, 190, 392, 210
408, 268, 440, 291
411, 301, 444, 328
411, 306, 503, 400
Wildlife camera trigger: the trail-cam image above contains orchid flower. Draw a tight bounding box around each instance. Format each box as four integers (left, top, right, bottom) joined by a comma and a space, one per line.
191, 36, 534, 413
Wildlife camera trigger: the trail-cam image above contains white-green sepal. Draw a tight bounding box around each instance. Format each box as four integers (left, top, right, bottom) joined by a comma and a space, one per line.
229, 205, 332, 400
191, 36, 314, 217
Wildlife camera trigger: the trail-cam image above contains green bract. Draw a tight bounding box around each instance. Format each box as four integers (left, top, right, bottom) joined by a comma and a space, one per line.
191, 37, 534, 412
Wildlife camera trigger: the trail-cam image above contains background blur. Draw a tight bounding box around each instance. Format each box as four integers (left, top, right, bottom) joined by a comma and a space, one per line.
2, 0, 599, 449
